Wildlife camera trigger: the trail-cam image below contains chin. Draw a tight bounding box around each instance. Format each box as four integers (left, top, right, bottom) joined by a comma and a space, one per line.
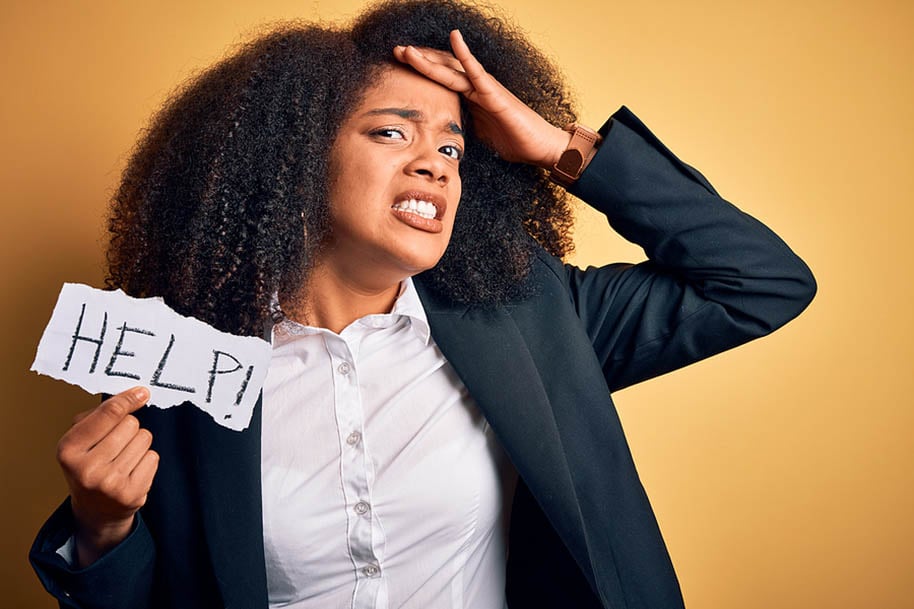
391, 240, 450, 276
400, 253, 446, 277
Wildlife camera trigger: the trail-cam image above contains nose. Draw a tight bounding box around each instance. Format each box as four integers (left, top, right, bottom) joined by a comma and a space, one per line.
404, 144, 453, 187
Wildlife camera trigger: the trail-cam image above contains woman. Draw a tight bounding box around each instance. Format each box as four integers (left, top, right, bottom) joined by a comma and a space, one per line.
31, 1, 816, 608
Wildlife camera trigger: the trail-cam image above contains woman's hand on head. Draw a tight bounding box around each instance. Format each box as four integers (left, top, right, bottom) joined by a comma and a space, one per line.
393, 30, 570, 168
56, 386, 159, 568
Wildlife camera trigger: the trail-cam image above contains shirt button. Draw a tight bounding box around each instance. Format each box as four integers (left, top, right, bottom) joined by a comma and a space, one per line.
346, 431, 362, 446
337, 361, 351, 375
362, 564, 381, 577
354, 501, 370, 515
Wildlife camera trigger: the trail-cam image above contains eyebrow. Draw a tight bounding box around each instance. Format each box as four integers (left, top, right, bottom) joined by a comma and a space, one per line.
362, 107, 464, 136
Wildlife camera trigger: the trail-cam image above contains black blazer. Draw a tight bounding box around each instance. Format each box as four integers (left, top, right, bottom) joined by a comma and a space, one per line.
31, 107, 816, 609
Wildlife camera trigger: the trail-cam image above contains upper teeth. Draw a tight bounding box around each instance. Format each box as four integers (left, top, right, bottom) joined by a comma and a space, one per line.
392, 199, 437, 219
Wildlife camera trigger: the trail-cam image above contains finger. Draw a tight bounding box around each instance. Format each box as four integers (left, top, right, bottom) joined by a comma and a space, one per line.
89, 414, 143, 463
109, 449, 158, 513
128, 450, 159, 494
66, 387, 149, 449
397, 45, 465, 74
72, 408, 94, 425
398, 45, 474, 93
398, 45, 468, 85
111, 427, 154, 476
449, 30, 490, 87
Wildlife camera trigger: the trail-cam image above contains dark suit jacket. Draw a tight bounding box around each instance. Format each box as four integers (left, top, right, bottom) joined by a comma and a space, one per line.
31, 107, 816, 609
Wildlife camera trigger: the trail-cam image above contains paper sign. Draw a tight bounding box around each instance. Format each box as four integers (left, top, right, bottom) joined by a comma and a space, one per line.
31, 283, 271, 431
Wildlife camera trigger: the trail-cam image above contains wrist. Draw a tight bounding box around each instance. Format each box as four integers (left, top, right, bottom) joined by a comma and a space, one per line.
541, 126, 573, 169
71, 505, 135, 567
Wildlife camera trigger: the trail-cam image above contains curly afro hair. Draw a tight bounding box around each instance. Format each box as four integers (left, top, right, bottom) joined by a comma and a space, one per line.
106, 0, 578, 336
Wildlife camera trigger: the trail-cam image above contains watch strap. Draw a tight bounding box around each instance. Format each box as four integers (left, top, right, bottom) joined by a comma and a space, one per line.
549, 124, 602, 188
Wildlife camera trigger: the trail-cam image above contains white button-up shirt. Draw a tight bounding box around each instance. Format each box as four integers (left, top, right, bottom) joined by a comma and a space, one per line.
262, 279, 517, 609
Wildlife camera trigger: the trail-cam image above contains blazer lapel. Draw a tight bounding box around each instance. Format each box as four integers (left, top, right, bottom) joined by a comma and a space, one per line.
190, 396, 268, 609
414, 280, 592, 568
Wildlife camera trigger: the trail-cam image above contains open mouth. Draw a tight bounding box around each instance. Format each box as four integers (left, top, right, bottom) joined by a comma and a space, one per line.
391, 198, 438, 219
391, 191, 446, 221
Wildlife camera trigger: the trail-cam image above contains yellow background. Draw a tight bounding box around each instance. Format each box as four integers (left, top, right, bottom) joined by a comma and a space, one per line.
2, 1, 912, 607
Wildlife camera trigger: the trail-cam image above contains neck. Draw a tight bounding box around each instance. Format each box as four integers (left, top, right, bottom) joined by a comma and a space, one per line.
285, 263, 402, 334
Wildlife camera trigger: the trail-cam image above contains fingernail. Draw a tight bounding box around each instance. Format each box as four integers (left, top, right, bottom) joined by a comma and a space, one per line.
133, 387, 149, 401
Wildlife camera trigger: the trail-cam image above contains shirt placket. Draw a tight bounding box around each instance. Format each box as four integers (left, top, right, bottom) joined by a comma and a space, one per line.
326, 331, 386, 609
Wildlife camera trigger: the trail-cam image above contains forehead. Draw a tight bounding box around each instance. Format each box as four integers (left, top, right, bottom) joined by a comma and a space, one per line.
354, 65, 462, 123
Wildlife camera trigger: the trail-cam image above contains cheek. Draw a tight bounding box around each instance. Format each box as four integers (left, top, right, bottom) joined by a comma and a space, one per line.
327, 159, 375, 217
337, 156, 396, 201
449, 183, 462, 224
326, 174, 364, 234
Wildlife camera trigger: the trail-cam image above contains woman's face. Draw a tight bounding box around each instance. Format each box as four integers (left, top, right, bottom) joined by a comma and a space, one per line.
321, 64, 464, 288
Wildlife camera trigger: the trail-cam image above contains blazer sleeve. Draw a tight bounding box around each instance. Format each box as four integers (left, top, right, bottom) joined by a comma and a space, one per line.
561, 106, 816, 392
29, 498, 155, 609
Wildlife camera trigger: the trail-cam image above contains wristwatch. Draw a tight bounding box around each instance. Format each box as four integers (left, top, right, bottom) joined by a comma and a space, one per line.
549, 124, 602, 188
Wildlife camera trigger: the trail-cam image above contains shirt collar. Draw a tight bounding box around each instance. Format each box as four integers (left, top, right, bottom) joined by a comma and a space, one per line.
270, 277, 431, 345
385, 277, 431, 344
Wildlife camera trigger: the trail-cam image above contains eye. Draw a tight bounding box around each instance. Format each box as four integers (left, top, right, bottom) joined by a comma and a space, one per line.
439, 144, 463, 160
370, 127, 406, 140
